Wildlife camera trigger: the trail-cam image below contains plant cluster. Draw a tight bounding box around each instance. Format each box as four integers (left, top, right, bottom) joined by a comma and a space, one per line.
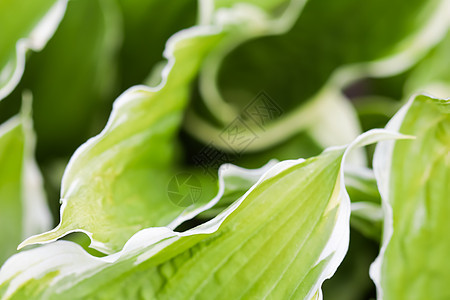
0, 0, 449, 299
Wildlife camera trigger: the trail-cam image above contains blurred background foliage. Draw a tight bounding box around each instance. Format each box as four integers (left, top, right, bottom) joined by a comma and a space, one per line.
0, 0, 448, 298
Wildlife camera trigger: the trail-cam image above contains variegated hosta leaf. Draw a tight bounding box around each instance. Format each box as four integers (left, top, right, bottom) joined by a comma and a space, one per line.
0, 0, 67, 100
16, 27, 225, 254
168, 160, 278, 229
0, 101, 51, 265
5, 0, 121, 157
186, 0, 449, 156
370, 95, 450, 299
199, 162, 384, 241
0, 130, 402, 299
18, 0, 311, 255
201, 164, 385, 242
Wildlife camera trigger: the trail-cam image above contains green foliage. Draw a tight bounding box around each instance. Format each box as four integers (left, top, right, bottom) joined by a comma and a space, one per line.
0, 118, 24, 264
0, 0, 66, 100
0, 101, 50, 265
371, 95, 450, 300
0, 0, 449, 299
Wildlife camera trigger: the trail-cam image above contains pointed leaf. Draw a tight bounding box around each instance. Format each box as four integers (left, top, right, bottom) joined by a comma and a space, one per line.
19, 0, 309, 254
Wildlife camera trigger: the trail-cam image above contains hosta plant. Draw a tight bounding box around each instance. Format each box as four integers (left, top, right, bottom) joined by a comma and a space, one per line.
0, 0, 448, 299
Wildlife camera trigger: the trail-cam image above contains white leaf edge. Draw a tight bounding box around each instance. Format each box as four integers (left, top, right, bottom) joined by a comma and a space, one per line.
0, 97, 51, 254
20, 93, 52, 238
18, 0, 306, 253
197, 0, 309, 122
311, 129, 409, 299
0, 0, 68, 101
185, 85, 366, 165
187, 0, 449, 154
0, 159, 304, 299
166, 159, 278, 230
368, 93, 448, 300
0, 129, 406, 299
305, 89, 365, 165
17, 10, 270, 251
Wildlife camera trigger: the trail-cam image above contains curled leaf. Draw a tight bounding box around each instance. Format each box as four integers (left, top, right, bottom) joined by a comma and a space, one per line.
370, 94, 450, 300
1, 129, 404, 299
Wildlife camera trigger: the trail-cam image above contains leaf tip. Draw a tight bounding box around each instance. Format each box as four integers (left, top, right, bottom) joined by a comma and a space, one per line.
17, 230, 63, 250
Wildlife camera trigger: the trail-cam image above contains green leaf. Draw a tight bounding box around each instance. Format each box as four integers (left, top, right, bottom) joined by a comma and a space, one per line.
196, 160, 278, 219
200, 164, 385, 242
0, 130, 401, 299
18, 31, 224, 253
186, 86, 367, 165
0, 118, 24, 265
199, 163, 384, 242
0, 98, 51, 265
186, 0, 448, 156
18, 0, 310, 254
0, 0, 67, 100
370, 95, 450, 299
405, 31, 450, 98
9, 0, 122, 158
